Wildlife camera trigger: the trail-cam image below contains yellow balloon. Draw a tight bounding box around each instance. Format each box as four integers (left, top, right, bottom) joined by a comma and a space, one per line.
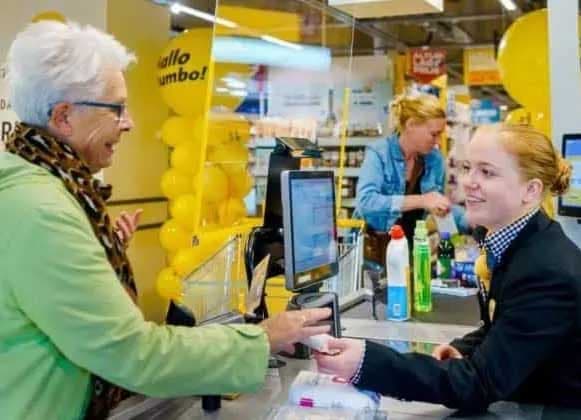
200, 202, 219, 227
202, 165, 229, 203
505, 108, 530, 125
207, 142, 249, 172
170, 193, 198, 230
228, 166, 253, 198
171, 247, 203, 276
207, 115, 251, 146
159, 219, 191, 251
161, 116, 197, 147
497, 9, 549, 110
198, 229, 230, 255
218, 197, 247, 226
171, 143, 201, 175
156, 267, 182, 300
31, 10, 67, 23
542, 195, 555, 218
531, 110, 551, 136
160, 168, 192, 199
158, 29, 212, 117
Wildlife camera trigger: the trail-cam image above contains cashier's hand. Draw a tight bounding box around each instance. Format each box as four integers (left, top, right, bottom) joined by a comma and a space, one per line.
422, 192, 451, 217
114, 209, 143, 247
432, 344, 463, 361
314, 338, 365, 381
260, 308, 331, 354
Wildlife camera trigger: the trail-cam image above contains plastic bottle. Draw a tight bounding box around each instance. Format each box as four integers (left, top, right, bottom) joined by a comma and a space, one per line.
386, 225, 410, 321
413, 220, 432, 312
437, 232, 455, 279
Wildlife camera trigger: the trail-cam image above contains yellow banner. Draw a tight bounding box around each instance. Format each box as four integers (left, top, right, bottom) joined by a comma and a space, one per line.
463, 46, 501, 86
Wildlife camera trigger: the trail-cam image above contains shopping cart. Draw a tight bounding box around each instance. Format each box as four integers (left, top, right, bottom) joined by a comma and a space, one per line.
322, 219, 371, 310
179, 219, 370, 323
180, 233, 248, 324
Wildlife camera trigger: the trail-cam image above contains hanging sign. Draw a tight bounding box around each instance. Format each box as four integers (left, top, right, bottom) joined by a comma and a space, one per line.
408, 48, 446, 84
463, 46, 501, 86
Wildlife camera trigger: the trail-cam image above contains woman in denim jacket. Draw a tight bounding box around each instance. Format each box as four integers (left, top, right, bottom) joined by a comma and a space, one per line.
355, 94, 454, 253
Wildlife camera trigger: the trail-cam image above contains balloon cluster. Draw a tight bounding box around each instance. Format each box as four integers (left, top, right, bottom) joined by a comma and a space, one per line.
497, 9, 557, 136
155, 29, 255, 300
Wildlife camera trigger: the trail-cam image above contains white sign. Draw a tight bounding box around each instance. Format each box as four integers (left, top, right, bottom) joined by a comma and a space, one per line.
0, 64, 19, 147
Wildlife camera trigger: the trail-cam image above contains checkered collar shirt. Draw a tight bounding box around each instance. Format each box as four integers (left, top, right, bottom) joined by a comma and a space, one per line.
481, 208, 539, 267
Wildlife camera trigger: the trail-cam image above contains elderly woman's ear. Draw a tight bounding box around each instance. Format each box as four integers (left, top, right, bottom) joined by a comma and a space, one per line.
48, 102, 74, 138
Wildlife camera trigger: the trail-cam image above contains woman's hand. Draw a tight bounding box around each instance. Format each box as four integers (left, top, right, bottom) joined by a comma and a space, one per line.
260, 308, 332, 354
114, 209, 143, 247
314, 338, 365, 381
432, 344, 463, 361
422, 192, 451, 216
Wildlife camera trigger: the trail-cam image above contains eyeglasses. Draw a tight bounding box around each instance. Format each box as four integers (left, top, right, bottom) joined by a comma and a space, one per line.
73, 101, 129, 122
48, 100, 129, 122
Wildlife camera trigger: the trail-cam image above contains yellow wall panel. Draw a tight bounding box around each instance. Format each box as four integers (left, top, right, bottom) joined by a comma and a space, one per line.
105, 0, 170, 201
105, 0, 171, 321
215, 6, 300, 42
126, 227, 169, 323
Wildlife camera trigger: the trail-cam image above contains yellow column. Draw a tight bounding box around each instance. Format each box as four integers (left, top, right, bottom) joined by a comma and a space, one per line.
105, 0, 171, 322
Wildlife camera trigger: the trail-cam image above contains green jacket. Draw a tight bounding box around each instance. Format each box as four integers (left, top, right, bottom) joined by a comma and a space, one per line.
0, 152, 269, 419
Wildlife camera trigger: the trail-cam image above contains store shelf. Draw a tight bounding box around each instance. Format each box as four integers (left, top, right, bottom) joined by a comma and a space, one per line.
253, 167, 360, 178
335, 167, 360, 177
341, 197, 357, 208
248, 137, 277, 149
313, 167, 360, 177
317, 136, 381, 147
251, 169, 269, 177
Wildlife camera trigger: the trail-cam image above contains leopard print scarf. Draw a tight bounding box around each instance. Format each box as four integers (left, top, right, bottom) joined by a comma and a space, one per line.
5, 123, 137, 419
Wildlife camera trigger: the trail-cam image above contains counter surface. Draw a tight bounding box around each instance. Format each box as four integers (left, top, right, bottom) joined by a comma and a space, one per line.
109, 318, 581, 419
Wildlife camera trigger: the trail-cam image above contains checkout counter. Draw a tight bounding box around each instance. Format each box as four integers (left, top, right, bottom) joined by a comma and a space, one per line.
114, 140, 581, 419
109, 313, 581, 419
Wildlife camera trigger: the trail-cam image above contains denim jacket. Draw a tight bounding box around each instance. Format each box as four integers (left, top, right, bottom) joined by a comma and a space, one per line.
354, 133, 446, 232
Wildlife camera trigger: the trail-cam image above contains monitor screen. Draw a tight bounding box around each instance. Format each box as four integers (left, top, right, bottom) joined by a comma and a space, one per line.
282, 170, 339, 291
559, 134, 581, 217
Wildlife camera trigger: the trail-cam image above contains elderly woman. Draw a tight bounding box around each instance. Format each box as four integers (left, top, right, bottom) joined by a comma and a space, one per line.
0, 21, 330, 419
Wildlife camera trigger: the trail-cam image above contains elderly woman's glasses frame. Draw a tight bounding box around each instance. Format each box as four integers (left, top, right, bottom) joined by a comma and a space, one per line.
73, 101, 128, 121
48, 100, 128, 122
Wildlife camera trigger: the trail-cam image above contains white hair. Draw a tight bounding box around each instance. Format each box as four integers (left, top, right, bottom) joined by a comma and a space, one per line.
7, 20, 136, 126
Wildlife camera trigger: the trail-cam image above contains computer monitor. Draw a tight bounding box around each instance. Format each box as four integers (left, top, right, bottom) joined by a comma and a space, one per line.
281, 170, 339, 292
558, 134, 581, 218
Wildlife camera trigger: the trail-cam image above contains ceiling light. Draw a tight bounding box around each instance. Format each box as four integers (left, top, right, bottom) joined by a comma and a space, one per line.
222, 78, 247, 89
213, 36, 331, 71
170, 3, 238, 28
229, 89, 248, 97
260, 35, 303, 51
498, 0, 517, 11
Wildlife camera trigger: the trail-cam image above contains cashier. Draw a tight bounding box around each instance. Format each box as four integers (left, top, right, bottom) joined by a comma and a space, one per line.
0, 21, 331, 419
317, 124, 581, 411
355, 94, 454, 260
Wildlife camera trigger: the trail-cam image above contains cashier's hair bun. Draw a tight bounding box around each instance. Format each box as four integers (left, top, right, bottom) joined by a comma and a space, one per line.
552, 157, 572, 196
389, 94, 445, 133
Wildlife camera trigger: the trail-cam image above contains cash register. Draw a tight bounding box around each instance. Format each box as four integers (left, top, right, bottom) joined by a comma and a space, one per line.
245, 138, 342, 359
